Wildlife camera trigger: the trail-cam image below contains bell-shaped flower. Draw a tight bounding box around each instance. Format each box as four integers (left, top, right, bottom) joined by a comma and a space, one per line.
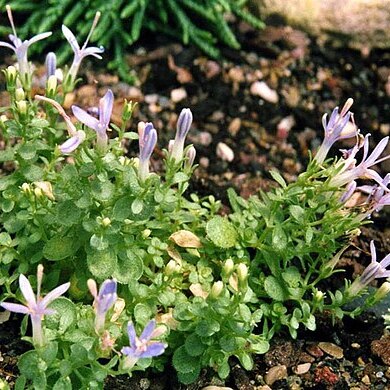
348, 241, 390, 296
0, 5, 52, 89
72, 89, 113, 151
121, 320, 166, 369
62, 12, 104, 91
330, 134, 390, 189
0, 265, 70, 347
314, 99, 358, 164
88, 278, 117, 333
138, 121, 157, 181
35, 95, 86, 153
170, 108, 193, 162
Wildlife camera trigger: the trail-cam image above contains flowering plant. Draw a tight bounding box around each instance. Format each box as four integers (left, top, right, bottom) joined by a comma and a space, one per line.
0, 7, 389, 388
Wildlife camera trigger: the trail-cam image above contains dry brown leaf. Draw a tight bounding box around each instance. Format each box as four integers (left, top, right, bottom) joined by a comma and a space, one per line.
170, 230, 202, 248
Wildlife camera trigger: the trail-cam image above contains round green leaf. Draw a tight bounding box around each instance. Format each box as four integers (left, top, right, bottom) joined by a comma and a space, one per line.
57, 201, 81, 226
206, 216, 237, 248
133, 303, 152, 324
173, 346, 201, 374
264, 275, 286, 301
43, 236, 76, 261
45, 297, 77, 333
87, 249, 117, 279
184, 333, 206, 357
113, 250, 143, 284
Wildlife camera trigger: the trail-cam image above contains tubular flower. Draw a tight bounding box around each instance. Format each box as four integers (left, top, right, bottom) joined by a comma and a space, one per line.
138, 121, 157, 181
45, 52, 57, 78
0, 265, 70, 347
170, 108, 193, 162
62, 11, 104, 90
330, 134, 390, 189
121, 320, 166, 369
348, 241, 390, 296
35, 95, 86, 153
0, 5, 52, 89
72, 89, 114, 151
88, 279, 117, 333
314, 98, 358, 164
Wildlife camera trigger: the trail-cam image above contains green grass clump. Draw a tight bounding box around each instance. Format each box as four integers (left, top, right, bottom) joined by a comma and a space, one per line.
0, 0, 264, 81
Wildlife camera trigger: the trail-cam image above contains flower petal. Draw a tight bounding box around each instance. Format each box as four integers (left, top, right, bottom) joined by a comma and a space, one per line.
0, 41, 16, 51
62, 25, 80, 52
72, 105, 100, 131
27, 32, 52, 45
1, 302, 29, 314
99, 89, 114, 128
127, 322, 137, 347
140, 320, 156, 341
40, 282, 70, 308
365, 136, 388, 167
121, 346, 136, 357
138, 342, 166, 358
59, 131, 85, 154
19, 274, 36, 306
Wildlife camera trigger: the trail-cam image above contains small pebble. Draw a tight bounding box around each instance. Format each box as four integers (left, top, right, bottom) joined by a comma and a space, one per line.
170, 87, 187, 103
351, 343, 361, 349
361, 374, 371, 385
318, 342, 344, 359
228, 118, 241, 136
216, 142, 234, 162
144, 94, 159, 104
293, 363, 311, 375
250, 81, 279, 103
265, 365, 288, 386
306, 344, 324, 358
201, 387, 233, 390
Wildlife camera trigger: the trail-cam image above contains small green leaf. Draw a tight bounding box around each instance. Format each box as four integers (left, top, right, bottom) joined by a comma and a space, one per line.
269, 170, 286, 188
45, 298, 77, 333
57, 201, 81, 226
0, 232, 12, 246
113, 250, 143, 284
264, 275, 286, 301
184, 333, 205, 357
112, 197, 132, 221
53, 376, 72, 390
195, 319, 220, 337
87, 249, 117, 279
236, 352, 253, 370
133, 303, 152, 324
18, 351, 40, 379
131, 198, 143, 214
272, 224, 287, 251
173, 346, 200, 374
289, 205, 304, 222
43, 236, 76, 261
206, 216, 237, 248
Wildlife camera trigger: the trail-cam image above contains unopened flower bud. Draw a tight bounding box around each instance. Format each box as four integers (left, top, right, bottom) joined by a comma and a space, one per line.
122, 99, 136, 121
165, 260, 180, 275
185, 146, 196, 168
45, 52, 57, 77
16, 100, 27, 115
34, 187, 43, 198
0, 115, 7, 123
4, 65, 17, 88
373, 282, 390, 302
313, 290, 324, 304
15, 88, 25, 101
223, 258, 234, 277
210, 281, 223, 299
46, 75, 57, 95
142, 229, 151, 238
34, 181, 54, 201
21, 183, 32, 193
237, 263, 248, 282
237, 263, 248, 291
102, 217, 111, 227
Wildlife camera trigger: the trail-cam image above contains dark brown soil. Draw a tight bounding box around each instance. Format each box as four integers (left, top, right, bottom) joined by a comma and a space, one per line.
1, 19, 390, 390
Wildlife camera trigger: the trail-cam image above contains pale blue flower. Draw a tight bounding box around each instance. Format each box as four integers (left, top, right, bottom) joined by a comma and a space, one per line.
138, 121, 157, 181
72, 89, 113, 151
121, 320, 166, 369
330, 134, 390, 189
0, 5, 51, 88
35, 95, 86, 154
170, 108, 193, 161
315, 99, 358, 164
62, 12, 104, 90
0, 265, 70, 347
88, 278, 117, 333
